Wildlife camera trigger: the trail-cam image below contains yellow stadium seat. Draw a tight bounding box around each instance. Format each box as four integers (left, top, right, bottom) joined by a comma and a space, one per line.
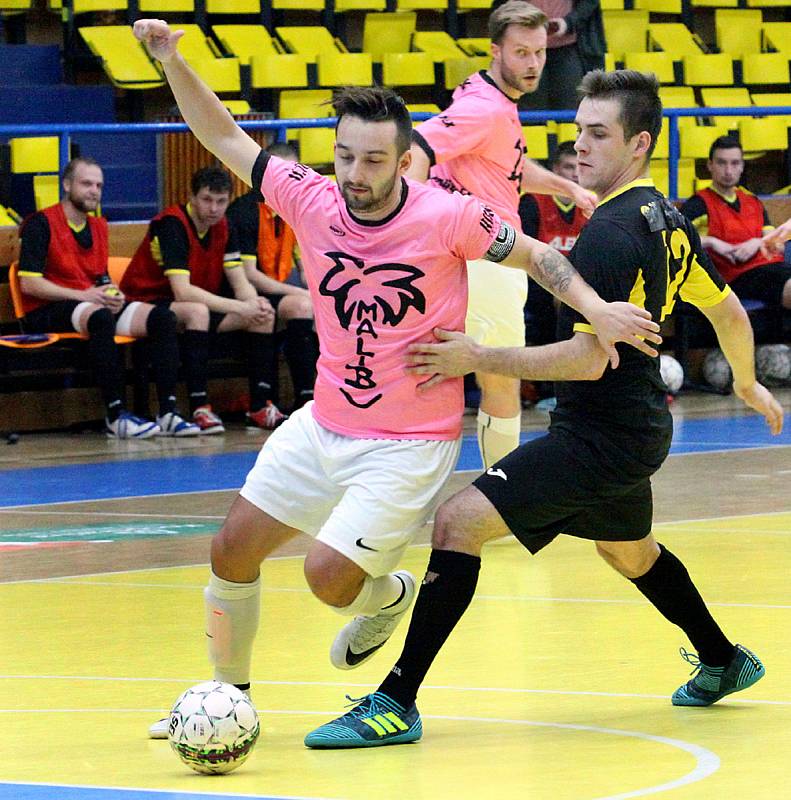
251, 54, 308, 89
412, 31, 466, 62
456, 37, 489, 57
138, 0, 194, 10
522, 126, 549, 161
648, 23, 705, 57
0, 1, 32, 8
396, 0, 447, 9
49, 0, 125, 10
683, 54, 734, 87
700, 87, 751, 128
742, 53, 790, 86
362, 12, 416, 61
33, 174, 60, 210
651, 159, 694, 198
223, 100, 251, 115
623, 51, 675, 84
79, 26, 165, 89
297, 128, 335, 165
600, 0, 623, 8
715, 9, 762, 57
694, 177, 712, 192
276, 26, 347, 64
604, 52, 616, 71
602, 11, 648, 61
443, 56, 489, 90
190, 57, 240, 93
555, 122, 577, 144
10, 137, 60, 174
634, 0, 680, 11
213, 25, 280, 64
206, 0, 259, 10
746, 0, 786, 6
750, 93, 791, 129
272, 0, 323, 8
317, 52, 373, 87
278, 89, 334, 120
407, 103, 440, 122
738, 117, 789, 153
382, 52, 435, 86
457, 0, 489, 9
762, 23, 791, 54
335, 0, 386, 10
691, 0, 736, 7
679, 125, 731, 159
0, 204, 21, 226
175, 24, 221, 63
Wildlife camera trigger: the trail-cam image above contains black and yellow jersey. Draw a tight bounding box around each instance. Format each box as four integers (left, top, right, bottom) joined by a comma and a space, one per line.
553, 179, 729, 458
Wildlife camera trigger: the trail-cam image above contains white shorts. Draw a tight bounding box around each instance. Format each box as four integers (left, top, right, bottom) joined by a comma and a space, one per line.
465, 258, 528, 348
239, 404, 462, 577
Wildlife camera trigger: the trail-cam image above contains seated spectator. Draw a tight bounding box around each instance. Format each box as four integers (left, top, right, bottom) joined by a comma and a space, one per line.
518, 141, 588, 403
121, 166, 287, 432
18, 157, 198, 439
681, 136, 791, 313
227, 143, 318, 411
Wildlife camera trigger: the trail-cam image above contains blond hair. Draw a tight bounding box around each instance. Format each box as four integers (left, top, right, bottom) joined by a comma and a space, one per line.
489, 1, 548, 45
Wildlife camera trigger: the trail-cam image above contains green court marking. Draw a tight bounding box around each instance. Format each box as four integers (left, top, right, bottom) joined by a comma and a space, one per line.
0, 521, 220, 544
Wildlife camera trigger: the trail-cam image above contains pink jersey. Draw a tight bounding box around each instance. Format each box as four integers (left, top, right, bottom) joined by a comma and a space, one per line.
414, 71, 525, 228
258, 154, 500, 440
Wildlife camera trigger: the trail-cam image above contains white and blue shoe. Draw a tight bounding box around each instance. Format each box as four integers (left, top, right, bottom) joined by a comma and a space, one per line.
156, 411, 200, 437
672, 644, 765, 706
106, 411, 160, 439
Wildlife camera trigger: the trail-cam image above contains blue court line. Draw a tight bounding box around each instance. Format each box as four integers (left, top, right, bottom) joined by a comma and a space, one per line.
0, 414, 787, 508
0, 784, 324, 800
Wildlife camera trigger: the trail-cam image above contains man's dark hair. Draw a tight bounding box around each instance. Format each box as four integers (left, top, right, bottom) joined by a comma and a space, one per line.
331, 86, 412, 156
552, 140, 577, 166
578, 69, 663, 159
708, 135, 742, 161
267, 141, 299, 160
62, 156, 101, 183
191, 166, 233, 196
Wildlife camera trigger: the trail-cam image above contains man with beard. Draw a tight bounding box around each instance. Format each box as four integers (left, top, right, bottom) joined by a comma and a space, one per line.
18, 156, 198, 438
407, 1, 598, 470
133, 18, 660, 741
121, 166, 286, 432
306, 71, 784, 749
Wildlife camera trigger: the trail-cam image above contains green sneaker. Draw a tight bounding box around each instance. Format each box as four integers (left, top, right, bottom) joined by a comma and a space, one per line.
304, 692, 422, 749
671, 644, 765, 706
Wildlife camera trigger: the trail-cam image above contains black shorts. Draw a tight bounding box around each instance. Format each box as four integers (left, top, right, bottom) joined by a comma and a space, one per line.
730, 262, 791, 306
23, 300, 82, 333
473, 424, 669, 554
152, 299, 227, 335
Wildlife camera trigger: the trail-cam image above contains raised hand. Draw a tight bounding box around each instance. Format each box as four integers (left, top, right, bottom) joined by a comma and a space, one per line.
133, 18, 184, 64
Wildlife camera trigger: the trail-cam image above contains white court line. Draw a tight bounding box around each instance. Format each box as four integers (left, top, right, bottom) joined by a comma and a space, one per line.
0, 674, 787, 706
0, 708, 720, 799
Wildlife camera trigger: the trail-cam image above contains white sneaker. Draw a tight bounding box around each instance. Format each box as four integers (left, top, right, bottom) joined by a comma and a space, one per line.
148, 687, 251, 739
156, 411, 200, 437
330, 571, 416, 670
106, 411, 160, 439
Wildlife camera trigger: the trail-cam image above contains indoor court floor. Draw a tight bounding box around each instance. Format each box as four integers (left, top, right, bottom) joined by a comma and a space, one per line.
1, 390, 789, 800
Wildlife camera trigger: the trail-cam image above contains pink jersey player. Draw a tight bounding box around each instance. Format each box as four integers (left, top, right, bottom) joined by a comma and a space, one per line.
412, 71, 525, 229
256, 152, 501, 440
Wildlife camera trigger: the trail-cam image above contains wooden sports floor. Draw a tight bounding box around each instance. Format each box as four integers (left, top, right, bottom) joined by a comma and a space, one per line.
1, 391, 789, 800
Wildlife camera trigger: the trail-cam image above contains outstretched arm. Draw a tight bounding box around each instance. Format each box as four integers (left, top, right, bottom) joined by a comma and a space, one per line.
700, 292, 784, 435
134, 19, 260, 185
520, 159, 597, 218
761, 218, 791, 257
493, 228, 661, 367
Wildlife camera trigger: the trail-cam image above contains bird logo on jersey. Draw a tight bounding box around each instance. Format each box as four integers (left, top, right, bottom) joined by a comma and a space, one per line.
318, 251, 426, 409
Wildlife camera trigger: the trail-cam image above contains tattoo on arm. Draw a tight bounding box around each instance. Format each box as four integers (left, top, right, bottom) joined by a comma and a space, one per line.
534, 247, 574, 295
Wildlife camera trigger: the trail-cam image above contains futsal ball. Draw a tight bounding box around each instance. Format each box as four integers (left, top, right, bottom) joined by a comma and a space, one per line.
702, 348, 732, 391
755, 344, 791, 387
659, 354, 684, 393
168, 681, 259, 774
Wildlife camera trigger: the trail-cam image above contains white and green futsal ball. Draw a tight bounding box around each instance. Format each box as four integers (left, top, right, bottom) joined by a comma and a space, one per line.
168, 680, 259, 774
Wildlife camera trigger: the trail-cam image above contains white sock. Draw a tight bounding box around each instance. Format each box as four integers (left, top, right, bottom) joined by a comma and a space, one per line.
204, 571, 261, 687
477, 410, 521, 469
330, 573, 406, 618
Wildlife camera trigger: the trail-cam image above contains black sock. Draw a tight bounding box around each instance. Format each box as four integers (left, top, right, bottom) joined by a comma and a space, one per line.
146, 305, 179, 416
87, 309, 124, 417
283, 318, 317, 408
182, 330, 210, 413
378, 549, 481, 708
631, 544, 734, 666
247, 331, 276, 411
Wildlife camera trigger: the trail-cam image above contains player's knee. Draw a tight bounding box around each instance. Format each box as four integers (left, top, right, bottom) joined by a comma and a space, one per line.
280, 295, 313, 320
210, 528, 257, 582
432, 497, 476, 550
86, 306, 115, 337
182, 302, 209, 330
145, 303, 177, 337
303, 554, 361, 607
